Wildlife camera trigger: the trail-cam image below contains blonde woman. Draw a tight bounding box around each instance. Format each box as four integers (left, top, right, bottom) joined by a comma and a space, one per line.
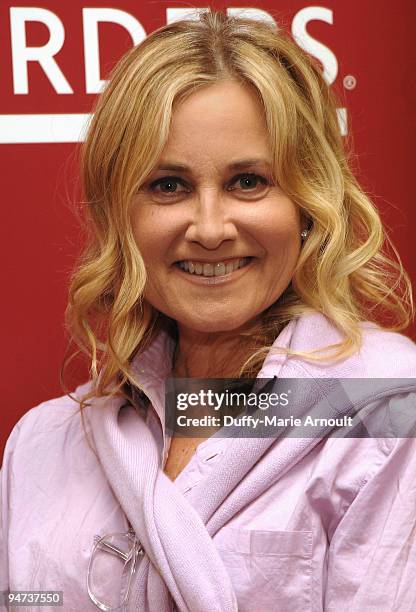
1, 10, 416, 612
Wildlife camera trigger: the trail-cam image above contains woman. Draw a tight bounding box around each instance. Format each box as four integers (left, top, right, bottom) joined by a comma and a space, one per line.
1, 9, 416, 611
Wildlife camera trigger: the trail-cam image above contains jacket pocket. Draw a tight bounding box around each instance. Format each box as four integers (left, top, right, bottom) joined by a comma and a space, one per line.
214, 527, 313, 612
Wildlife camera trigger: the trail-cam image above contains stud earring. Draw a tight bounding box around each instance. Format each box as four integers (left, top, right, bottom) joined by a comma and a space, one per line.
300, 229, 309, 240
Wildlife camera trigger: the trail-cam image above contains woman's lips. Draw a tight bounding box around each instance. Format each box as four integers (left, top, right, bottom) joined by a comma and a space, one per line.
177, 257, 251, 276
173, 256, 255, 286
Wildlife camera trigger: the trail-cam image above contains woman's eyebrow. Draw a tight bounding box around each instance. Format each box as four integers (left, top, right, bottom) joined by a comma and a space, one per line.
155, 158, 272, 172
229, 158, 272, 170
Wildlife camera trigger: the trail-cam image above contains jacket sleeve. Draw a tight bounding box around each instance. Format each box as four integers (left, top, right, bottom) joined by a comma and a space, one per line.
324, 401, 416, 611
1, 419, 25, 593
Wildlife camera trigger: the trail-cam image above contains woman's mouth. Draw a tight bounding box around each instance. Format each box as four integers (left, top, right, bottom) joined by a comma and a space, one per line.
175, 256, 253, 278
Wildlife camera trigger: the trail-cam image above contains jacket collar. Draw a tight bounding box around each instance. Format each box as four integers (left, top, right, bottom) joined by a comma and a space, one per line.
127, 309, 350, 415
128, 309, 363, 389
125, 310, 416, 457
127, 315, 298, 444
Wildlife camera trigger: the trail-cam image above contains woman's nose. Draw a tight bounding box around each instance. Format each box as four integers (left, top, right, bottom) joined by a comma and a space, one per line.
184, 188, 237, 249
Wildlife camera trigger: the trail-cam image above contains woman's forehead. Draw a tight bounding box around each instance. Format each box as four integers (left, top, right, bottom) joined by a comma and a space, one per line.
158, 83, 272, 173
169, 81, 267, 133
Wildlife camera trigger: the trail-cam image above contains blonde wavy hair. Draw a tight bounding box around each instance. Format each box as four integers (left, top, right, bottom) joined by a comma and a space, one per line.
61, 9, 414, 408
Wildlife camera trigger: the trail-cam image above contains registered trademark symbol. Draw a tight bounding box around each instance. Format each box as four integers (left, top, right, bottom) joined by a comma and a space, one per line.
343, 75, 357, 90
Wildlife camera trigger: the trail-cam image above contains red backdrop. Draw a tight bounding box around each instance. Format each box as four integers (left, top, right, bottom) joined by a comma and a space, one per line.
1, 0, 415, 459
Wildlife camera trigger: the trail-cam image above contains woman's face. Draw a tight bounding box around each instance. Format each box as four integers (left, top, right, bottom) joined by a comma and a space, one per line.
131, 80, 302, 334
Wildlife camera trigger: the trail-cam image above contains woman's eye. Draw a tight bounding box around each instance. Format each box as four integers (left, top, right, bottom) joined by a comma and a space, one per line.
230, 173, 268, 193
148, 176, 188, 197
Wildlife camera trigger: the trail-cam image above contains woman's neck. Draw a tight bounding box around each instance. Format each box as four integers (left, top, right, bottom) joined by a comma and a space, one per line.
171, 322, 263, 379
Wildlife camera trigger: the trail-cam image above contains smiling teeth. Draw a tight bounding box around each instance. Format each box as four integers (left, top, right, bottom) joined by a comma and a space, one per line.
179, 258, 250, 277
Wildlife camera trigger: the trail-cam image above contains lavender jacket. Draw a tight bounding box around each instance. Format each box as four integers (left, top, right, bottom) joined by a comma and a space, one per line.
2, 311, 416, 611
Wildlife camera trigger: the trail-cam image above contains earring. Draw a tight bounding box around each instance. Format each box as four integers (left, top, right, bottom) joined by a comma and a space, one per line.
300, 229, 309, 240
